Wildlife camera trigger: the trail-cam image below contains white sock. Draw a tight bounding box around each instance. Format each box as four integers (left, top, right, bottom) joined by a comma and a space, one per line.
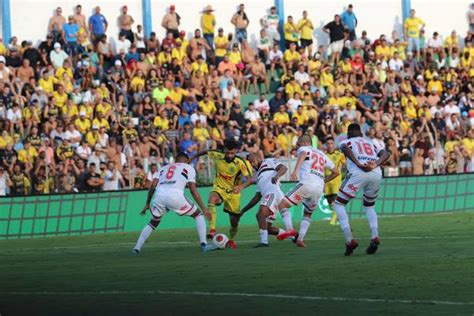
195, 214, 207, 245
364, 206, 379, 239
281, 209, 293, 230
335, 202, 353, 243
298, 217, 311, 241
134, 224, 154, 251
259, 229, 269, 244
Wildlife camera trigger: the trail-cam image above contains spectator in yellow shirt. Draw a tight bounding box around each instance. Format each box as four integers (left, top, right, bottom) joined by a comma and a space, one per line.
201, 5, 216, 49
404, 9, 425, 53
214, 28, 229, 65
130, 71, 145, 91
427, 73, 443, 95
292, 105, 309, 126
198, 94, 217, 119
153, 112, 170, 131
284, 16, 299, 47
375, 39, 391, 60
444, 30, 459, 56
285, 77, 302, 99
92, 113, 110, 130
38, 72, 57, 95
283, 42, 301, 70
320, 66, 334, 88
228, 43, 242, 65
75, 112, 91, 134
191, 55, 209, 75
297, 11, 314, 55
18, 141, 38, 165
273, 105, 290, 125
193, 120, 210, 150
169, 82, 189, 105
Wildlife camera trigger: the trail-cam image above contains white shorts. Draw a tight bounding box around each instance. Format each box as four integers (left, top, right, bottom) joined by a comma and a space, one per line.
260, 189, 284, 223
151, 192, 197, 219
337, 171, 382, 205
329, 39, 344, 54
266, 29, 281, 43
285, 183, 323, 213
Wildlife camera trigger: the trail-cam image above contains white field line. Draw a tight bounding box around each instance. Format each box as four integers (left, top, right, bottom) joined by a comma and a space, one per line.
1, 235, 471, 253
1, 290, 473, 306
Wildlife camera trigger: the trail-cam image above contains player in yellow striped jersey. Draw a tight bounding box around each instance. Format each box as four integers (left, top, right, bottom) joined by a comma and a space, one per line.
190, 139, 253, 248
324, 137, 346, 225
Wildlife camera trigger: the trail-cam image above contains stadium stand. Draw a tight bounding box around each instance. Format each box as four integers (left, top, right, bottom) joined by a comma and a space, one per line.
0, 2, 473, 196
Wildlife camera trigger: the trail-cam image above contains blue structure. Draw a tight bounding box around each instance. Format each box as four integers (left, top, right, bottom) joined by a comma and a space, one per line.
402, 0, 411, 24
2, 0, 12, 43
275, 0, 285, 50
142, 0, 152, 37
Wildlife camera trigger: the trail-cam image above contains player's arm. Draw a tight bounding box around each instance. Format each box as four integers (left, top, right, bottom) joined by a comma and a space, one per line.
325, 166, 340, 183
188, 150, 208, 162
272, 164, 288, 184
232, 176, 254, 194
187, 182, 211, 220
240, 192, 262, 214
290, 152, 305, 181
374, 149, 390, 168
141, 178, 158, 215
340, 143, 371, 172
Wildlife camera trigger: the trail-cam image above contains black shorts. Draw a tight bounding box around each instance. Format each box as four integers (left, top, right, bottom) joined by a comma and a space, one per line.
300, 39, 313, 48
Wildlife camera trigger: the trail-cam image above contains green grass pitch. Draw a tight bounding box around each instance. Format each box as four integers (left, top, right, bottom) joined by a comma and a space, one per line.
0, 212, 473, 316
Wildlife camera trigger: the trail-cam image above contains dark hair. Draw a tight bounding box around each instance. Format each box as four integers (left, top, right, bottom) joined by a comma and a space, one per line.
224, 139, 238, 150
347, 123, 362, 138
176, 152, 189, 161
325, 136, 335, 143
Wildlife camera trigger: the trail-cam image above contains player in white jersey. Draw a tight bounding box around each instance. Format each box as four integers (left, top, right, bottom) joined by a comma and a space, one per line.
132, 153, 214, 254
237, 153, 296, 247
335, 123, 389, 256
277, 135, 340, 247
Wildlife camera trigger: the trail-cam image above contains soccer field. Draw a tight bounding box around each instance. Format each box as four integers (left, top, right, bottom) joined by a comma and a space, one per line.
0, 212, 473, 316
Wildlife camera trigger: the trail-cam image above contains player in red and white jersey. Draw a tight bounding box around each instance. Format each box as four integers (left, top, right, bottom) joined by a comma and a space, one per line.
133, 153, 214, 254
335, 123, 389, 256
237, 153, 295, 247
277, 135, 340, 247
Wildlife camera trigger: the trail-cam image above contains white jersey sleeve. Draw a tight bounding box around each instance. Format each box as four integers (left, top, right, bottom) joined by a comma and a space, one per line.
340, 137, 382, 176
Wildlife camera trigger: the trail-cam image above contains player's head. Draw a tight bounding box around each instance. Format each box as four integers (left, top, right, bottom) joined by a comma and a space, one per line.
325, 137, 335, 152
224, 139, 238, 162
296, 135, 311, 148
248, 152, 262, 169
175, 152, 189, 163
347, 123, 363, 138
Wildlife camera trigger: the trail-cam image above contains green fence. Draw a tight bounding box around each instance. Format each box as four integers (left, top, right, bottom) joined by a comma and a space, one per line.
1, 173, 473, 239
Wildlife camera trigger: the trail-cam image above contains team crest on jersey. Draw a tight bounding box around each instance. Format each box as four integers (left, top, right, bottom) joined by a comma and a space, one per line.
348, 184, 358, 192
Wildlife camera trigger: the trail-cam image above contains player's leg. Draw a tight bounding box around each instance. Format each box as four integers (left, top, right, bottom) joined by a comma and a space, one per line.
295, 192, 320, 247
207, 191, 223, 238
255, 205, 272, 247
256, 194, 287, 247
133, 219, 160, 254
363, 175, 382, 254
335, 175, 361, 255
326, 180, 339, 225
276, 197, 297, 240
133, 205, 164, 254
227, 212, 241, 249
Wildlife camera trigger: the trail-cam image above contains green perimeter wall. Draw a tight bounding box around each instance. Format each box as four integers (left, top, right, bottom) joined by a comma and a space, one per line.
1, 173, 473, 239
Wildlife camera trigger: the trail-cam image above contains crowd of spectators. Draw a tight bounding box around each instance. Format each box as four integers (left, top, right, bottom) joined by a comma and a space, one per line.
0, 3, 473, 196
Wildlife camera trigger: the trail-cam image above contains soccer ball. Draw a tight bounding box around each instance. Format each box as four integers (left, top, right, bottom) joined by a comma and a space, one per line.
212, 234, 229, 249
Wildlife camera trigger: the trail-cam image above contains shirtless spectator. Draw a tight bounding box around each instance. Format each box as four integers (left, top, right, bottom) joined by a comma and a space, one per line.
118, 6, 135, 43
